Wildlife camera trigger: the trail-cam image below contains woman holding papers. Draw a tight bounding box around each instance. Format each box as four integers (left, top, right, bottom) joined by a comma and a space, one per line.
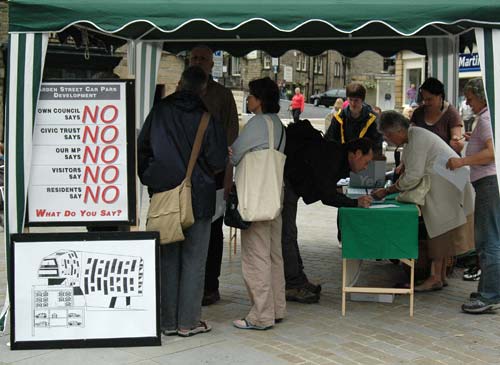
447, 78, 500, 314
373, 111, 474, 292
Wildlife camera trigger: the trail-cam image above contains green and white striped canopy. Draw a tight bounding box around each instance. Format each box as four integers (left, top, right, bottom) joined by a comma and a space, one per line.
8, 0, 500, 57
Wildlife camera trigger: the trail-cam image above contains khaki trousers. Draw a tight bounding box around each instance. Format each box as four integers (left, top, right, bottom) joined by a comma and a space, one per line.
241, 214, 287, 327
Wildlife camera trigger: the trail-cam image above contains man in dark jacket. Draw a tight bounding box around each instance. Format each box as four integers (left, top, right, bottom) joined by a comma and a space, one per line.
283, 122, 373, 303
137, 66, 227, 337
325, 83, 383, 153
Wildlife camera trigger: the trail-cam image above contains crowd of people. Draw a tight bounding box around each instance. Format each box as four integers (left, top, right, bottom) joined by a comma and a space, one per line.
137, 45, 500, 337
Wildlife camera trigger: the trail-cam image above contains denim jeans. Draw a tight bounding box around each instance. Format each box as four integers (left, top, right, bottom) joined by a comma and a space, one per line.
281, 179, 309, 289
160, 217, 211, 330
473, 175, 500, 301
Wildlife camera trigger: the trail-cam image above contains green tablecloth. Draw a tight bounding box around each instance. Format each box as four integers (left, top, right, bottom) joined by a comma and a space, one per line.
339, 194, 419, 259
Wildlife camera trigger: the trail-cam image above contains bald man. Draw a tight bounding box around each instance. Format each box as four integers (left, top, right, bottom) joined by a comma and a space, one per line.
190, 46, 239, 306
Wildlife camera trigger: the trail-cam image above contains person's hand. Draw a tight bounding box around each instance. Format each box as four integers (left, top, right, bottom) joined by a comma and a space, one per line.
450, 135, 465, 153
371, 188, 388, 200
394, 162, 405, 175
464, 131, 472, 141
446, 157, 464, 170
357, 195, 373, 208
228, 146, 233, 158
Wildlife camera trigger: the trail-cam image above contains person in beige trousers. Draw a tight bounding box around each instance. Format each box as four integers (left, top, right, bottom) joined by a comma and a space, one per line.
229, 77, 286, 330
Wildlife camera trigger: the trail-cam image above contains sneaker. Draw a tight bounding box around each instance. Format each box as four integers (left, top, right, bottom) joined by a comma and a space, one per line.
462, 297, 500, 314
202, 290, 220, 306
463, 266, 481, 281
286, 288, 319, 304
305, 282, 322, 294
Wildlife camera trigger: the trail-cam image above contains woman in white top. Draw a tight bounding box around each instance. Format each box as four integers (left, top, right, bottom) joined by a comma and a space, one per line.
230, 77, 286, 330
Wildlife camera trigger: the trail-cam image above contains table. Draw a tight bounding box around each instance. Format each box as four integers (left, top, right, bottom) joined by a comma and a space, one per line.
339, 195, 419, 316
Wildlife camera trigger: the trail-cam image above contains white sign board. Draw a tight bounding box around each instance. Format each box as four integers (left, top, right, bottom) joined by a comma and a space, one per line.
272, 57, 279, 67
212, 50, 223, 78
284, 66, 293, 81
28, 81, 135, 225
10, 232, 160, 349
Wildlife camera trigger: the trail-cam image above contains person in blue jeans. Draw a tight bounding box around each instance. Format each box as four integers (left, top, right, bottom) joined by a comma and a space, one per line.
447, 78, 500, 313
138, 66, 227, 335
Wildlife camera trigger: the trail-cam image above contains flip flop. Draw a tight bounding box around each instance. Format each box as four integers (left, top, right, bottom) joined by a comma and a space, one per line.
177, 320, 212, 337
233, 318, 272, 330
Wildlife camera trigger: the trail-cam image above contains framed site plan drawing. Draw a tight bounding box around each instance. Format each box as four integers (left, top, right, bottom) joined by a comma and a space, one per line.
10, 231, 160, 350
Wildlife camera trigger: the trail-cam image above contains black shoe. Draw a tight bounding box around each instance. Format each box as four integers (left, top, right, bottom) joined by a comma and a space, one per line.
286, 288, 319, 304
202, 290, 220, 306
305, 282, 322, 294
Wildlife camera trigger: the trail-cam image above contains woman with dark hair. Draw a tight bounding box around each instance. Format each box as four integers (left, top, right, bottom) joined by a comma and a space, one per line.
410, 77, 464, 154
230, 77, 286, 330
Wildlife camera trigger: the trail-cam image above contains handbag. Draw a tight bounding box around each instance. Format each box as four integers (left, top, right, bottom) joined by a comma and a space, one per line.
146, 112, 210, 244
224, 185, 251, 229
234, 115, 286, 222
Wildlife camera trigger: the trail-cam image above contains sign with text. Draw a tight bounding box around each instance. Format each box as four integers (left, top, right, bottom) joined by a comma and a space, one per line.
459, 53, 480, 72
28, 81, 136, 226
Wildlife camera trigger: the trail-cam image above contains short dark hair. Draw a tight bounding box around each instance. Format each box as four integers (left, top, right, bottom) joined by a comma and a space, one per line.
249, 77, 281, 113
379, 110, 410, 134
179, 65, 208, 95
345, 138, 373, 155
346, 83, 366, 100
419, 77, 445, 100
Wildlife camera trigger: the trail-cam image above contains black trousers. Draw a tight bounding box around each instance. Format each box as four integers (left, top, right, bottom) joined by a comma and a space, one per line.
203, 217, 224, 293
292, 108, 301, 123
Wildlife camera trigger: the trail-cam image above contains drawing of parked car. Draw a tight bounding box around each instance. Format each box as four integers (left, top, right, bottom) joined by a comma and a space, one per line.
68, 320, 82, 326
35, 321, 48, 327
35, 312, 47, 319
68, 313, 81, 318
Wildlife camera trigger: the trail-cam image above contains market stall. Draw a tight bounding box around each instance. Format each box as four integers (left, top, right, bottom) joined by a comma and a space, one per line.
3, 0, 500, 333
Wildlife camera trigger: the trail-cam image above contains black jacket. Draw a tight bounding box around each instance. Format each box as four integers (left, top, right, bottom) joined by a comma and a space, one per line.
325, 104, 383, 153
137, 91, 227, 219
285, 121, 357, 207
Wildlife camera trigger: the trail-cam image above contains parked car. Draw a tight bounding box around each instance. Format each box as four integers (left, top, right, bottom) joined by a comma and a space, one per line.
310, 88, 346, 107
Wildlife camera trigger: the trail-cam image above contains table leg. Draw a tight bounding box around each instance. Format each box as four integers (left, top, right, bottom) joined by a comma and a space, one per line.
409, 259, 414, 317
342, 258, 347, 316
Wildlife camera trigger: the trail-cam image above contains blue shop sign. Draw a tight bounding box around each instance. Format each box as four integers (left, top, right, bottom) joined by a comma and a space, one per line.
459, 53, 480, 72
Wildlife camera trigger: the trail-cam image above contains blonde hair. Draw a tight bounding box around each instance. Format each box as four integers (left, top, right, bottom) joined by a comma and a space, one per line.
402, 106, 413, 119
334, 98, 344, 109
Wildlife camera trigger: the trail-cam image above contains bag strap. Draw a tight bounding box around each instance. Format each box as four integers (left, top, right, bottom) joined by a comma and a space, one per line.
263, 115, 275, 150
186, 112, 210, 180
277, 124, 285, 150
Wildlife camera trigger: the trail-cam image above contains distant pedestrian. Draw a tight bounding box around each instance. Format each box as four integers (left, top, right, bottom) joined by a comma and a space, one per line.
290, 87, 304, 123
406, 83, 417, 105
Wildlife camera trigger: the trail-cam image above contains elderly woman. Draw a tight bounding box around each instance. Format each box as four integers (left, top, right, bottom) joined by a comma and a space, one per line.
411, 77, 464, 154
447, 78, 500, 314
373, 111, 474, 292
230, 77, 286, 330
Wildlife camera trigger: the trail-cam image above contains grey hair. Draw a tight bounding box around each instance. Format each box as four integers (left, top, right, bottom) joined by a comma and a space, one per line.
463, 78, 487, 104
179, 65, 208, 95
379, 110, 410, 134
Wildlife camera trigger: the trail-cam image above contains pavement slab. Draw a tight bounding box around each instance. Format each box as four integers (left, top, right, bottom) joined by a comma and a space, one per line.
1, 199, 499, 364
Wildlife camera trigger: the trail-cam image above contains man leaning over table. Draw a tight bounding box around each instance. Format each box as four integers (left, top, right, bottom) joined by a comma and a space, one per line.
283, 128, 374, 303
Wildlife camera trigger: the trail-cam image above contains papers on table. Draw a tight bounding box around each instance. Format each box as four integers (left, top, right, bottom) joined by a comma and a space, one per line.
369, 204, 399, 209
433, 155, 469, 191
211, 188, 226, 222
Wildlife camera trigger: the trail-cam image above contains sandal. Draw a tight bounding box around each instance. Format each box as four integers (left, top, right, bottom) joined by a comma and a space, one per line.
414, 281, 443, 293
233, 318, 272, 330
177, 320, 212, 337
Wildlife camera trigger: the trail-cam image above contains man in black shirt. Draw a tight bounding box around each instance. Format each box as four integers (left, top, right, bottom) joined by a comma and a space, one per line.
283, 124, 373, 303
